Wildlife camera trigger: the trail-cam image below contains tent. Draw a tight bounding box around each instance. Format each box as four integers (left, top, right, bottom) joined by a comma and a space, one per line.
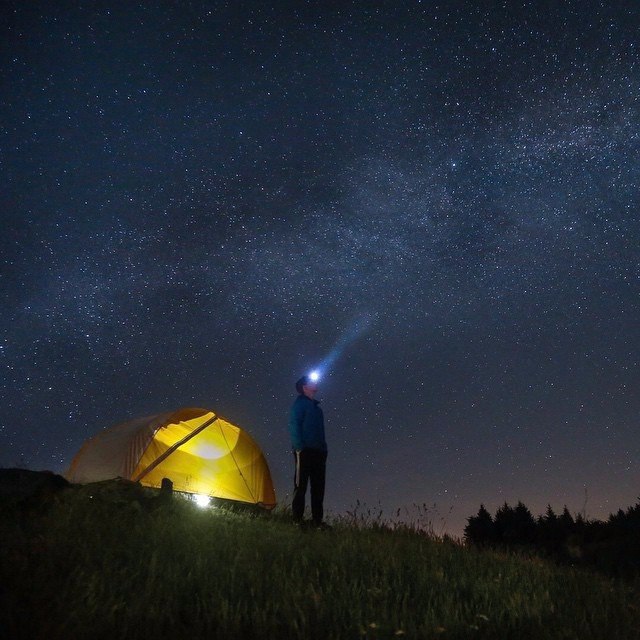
65, 407, 276, 509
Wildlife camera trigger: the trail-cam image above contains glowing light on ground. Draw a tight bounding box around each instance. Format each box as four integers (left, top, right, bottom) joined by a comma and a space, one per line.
194, 494, 210, 508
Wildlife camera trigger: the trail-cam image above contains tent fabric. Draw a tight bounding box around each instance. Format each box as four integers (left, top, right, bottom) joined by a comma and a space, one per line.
65, 407, 276, 508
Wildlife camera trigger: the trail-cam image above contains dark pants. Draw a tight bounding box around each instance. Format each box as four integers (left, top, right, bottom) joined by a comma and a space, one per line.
292, 449, 327, 524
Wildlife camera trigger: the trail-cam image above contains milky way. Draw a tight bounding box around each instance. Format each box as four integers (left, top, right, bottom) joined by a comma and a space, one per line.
2, 1, 639, 535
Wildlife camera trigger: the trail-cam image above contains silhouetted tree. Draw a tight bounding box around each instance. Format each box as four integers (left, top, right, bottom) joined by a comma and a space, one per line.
464, 504, 495, 546
465, 498, 640, 577
559, 506, 574, 530
513, 501, 537, 544
493, 502, 536, 545
609, 501, 640, 534
493, 502, 515, 544
537, 505, 565, 554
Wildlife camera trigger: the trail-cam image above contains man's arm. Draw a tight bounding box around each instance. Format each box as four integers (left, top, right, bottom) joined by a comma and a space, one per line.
288, 401, 304, 451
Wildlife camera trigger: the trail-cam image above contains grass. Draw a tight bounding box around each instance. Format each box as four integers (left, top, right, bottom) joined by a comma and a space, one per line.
2, 481, 640, 639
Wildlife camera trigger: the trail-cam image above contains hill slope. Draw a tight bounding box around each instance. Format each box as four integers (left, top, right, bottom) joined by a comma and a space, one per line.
1, 478, 639, 639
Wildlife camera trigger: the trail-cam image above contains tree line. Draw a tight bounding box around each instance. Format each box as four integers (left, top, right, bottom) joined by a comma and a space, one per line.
464, 500, 640, 578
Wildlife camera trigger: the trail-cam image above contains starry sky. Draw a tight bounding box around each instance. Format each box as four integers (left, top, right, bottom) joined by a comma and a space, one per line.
2, 1, 639, 536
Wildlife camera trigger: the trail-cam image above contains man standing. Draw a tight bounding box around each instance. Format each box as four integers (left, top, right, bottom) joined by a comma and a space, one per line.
289, 374, 328, 527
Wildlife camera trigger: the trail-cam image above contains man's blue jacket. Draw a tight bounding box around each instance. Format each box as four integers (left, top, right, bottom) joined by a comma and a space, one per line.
289, 394, 327, 452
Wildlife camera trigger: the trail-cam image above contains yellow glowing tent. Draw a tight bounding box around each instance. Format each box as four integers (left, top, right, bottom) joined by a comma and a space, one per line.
65, 407, 276, 509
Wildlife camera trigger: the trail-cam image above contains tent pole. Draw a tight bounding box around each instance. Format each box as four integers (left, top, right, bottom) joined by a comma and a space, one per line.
132, 414, 219, 483
217, 420, 257, 503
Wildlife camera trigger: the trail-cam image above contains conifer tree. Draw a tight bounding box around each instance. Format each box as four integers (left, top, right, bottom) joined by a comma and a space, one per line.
464, 504, 495, 546
513, 501, 536, 544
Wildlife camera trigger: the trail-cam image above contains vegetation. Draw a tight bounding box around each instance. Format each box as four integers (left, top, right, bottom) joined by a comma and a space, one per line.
465, 501, 640, 579
2, 477, 640, 639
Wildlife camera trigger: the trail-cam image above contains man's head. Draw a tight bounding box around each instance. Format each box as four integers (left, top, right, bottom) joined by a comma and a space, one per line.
296, 375, 318, 398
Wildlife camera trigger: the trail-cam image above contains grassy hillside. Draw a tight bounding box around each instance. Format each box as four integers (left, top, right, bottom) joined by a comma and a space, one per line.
1, 479, 639, 640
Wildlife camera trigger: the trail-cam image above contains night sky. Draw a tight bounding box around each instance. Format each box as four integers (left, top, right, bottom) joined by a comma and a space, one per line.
2, 1, 639, 536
